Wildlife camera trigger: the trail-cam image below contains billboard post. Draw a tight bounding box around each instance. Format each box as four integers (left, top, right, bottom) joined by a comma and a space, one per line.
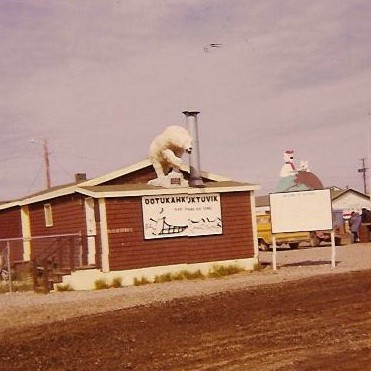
272, 235, 277, 271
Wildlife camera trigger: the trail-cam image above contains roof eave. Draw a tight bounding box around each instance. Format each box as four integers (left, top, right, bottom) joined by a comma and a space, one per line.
18, 187, 78, 207
77, 184, 260, 198
80, 159, 232, 186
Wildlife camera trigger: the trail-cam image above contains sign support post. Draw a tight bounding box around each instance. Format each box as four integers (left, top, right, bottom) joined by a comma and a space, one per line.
331, 230, 336, 268
6, 241, 11, 293
272, 235, 277, 271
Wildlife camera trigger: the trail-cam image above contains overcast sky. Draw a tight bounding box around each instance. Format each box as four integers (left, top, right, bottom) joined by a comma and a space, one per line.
1, 0, 371, 200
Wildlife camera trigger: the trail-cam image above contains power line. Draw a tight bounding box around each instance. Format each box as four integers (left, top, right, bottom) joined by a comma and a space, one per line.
51, 155, 75, 179
25, 161, 45, 195
54, 146, 115, 163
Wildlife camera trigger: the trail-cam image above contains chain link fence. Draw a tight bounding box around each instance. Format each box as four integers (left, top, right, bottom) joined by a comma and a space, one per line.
0, 234, 83, 293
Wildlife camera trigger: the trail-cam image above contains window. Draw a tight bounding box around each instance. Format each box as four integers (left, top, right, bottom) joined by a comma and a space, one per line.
44, 203, 53, 227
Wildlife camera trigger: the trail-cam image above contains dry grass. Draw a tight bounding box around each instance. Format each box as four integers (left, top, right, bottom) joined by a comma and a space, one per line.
94, 278, 110, 290
207, 264, 244, 278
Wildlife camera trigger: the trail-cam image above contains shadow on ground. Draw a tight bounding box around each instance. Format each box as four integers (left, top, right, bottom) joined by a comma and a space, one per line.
280, 260, 340, 267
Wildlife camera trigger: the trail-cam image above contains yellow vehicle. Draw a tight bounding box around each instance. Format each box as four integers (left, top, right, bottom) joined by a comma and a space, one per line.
256, 214, 312, 250
257, 210, 349, 250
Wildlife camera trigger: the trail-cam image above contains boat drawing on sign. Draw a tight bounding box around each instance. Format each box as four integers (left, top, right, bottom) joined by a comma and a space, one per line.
145, 217, 188, 236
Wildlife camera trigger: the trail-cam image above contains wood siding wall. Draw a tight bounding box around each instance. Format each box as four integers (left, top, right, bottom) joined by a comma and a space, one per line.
0, 207, 23, 262
106, 192, 254, 271
0, 208, 22, 238
28, 195, 89, 263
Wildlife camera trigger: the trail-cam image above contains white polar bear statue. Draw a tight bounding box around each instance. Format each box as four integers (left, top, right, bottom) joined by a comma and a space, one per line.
149, 125, 193, 178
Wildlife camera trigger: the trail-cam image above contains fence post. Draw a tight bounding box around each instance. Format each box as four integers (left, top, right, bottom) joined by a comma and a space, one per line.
32, 260, 38, 292
78, 235, 83, 267
43, 260, 50, 293
69, 237, 75, 270
58, 238, 63, 268
6, 241, 12, 293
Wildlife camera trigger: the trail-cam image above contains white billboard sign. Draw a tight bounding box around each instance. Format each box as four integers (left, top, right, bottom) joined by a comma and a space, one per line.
270, 189, 332, 234
142, 193, 222, 239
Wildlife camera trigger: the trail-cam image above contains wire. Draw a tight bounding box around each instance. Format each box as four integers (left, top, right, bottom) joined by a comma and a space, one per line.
50, 155, 74, 179
25, 161, 45, 194
54, 148, 114, 163
0, 153, 28, 162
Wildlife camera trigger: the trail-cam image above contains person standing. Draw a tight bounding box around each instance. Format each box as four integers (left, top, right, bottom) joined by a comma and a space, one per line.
349, 211, 362, 243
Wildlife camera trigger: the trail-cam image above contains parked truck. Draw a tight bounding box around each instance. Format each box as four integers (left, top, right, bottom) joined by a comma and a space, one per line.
308, 209, 349, 247
257, 210, 348, 251
256, 214, 311, 251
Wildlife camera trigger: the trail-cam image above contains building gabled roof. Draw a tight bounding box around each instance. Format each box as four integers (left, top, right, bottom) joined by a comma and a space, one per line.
330, 188, 369, 201
77, 180, 259, 198
80, 159, 232, 186
0, 181, 82, 210
0, 159, 258, 209
255, 195, 270, 208
80, 159, 153, 186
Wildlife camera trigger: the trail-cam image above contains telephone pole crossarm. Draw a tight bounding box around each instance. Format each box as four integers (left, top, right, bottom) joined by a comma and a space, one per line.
358, 158, 367, 194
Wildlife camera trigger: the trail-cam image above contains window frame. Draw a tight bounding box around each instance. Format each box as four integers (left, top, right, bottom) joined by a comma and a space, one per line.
44, 203, 53, 227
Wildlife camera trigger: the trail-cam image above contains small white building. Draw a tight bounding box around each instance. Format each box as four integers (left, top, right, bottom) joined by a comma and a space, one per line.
330, 188, 370, 218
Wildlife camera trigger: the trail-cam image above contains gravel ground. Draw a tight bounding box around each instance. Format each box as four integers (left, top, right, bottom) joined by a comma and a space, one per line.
1, 242, 370, 335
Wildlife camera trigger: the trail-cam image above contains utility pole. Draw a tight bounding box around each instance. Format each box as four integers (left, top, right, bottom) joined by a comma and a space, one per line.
358, 158, 367, 194
43, 139, 51, 189
30, 138, 52, 189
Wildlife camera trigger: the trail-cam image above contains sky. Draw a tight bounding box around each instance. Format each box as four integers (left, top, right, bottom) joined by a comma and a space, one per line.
1, 0, 371, 200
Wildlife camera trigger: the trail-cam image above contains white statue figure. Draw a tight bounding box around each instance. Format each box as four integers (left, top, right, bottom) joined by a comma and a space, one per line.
298, 160, 310, 172
276, 150, 322, 192
280, 150, 297, 177
148, 125, 193, 187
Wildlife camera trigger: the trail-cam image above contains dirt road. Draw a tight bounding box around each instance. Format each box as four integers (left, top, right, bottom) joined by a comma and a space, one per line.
1, 267, 371, 370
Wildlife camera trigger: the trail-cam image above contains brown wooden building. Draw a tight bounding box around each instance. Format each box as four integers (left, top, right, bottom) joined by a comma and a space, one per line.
0, 159, 259, 290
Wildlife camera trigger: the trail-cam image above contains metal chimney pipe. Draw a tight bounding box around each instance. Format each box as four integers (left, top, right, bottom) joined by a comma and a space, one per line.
182, 110, 204, 187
